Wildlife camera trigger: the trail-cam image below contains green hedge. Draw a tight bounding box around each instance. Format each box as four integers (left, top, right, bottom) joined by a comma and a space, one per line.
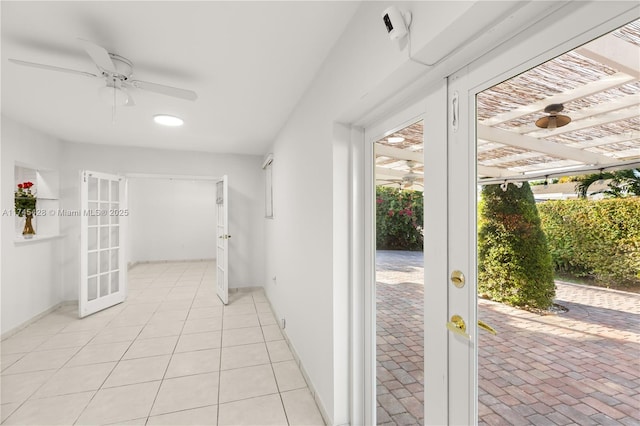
478, 182, 555, 309
376, 187, 423, 250
538, 198, 640, 286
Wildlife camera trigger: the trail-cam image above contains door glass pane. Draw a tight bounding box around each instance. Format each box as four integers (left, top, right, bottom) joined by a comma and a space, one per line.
100, 203, 109, 225
100, 250, 110, 273
111, 181, 119, 202
111, 203, 120, 225
88, 252, 98, 276
100, 179, 109, 202
100, 273, 110, 297
88, 202, 98, 226
111, 227, 119, 248
88, 177, 99, 201
111, 271, 119, 292
111, 248, 119, 270
100, 227, 109, 249
88, 227, 98, 251
88, 276, 97, 301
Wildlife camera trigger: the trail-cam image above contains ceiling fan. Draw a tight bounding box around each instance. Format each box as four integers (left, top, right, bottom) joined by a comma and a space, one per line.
377, 160, 424, 189
535, 103, 571, 129
9, 38, 198, 106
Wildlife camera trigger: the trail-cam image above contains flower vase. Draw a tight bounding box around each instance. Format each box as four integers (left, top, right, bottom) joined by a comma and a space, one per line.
23, 214, 35, 238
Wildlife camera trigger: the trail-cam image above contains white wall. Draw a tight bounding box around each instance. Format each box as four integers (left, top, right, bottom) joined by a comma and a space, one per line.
128, 178, 216, 263
1, 117, 62, 334
59, 142, 264, 301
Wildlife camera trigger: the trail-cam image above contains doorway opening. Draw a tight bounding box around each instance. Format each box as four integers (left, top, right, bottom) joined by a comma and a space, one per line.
374, 120, 425, 425
475, 19, 639, 425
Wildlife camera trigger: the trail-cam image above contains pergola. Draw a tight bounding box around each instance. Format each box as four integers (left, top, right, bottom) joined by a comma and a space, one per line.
376, 19, 640, 190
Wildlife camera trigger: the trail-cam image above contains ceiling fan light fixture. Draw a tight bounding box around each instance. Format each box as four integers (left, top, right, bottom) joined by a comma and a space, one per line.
153, 114, 184, 127
535, 103, 571, 129
99, 86, 131, 106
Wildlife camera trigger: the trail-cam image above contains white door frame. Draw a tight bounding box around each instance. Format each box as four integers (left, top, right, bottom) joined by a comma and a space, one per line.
446, 4, 639, 424
216, 175, 230, 305
352, 2, 639, 424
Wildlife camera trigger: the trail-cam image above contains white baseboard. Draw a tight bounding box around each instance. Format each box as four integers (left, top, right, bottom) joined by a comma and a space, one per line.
1, 300, 75, 340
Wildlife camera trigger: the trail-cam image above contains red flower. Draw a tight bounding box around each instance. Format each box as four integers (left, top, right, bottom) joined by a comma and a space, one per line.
17, 183, 23, 189
25, 182, 34, 188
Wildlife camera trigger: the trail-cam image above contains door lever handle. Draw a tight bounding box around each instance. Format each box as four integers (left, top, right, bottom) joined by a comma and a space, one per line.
478, 320, 497, 335
446, 315, 470, 340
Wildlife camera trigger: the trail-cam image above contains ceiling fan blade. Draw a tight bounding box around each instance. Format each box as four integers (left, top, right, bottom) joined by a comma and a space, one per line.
78, 38, 116, 73
9, 58, 97, 78
129, 79, 197, 101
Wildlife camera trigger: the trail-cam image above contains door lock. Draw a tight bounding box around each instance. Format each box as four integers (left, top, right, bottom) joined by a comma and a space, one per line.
450, 270, 465, 288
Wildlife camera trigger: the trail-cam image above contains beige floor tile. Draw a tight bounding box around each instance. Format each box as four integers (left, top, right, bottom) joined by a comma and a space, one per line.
76, 381, 160, 425
183, 317, 223, 334
281, 388, 325, 425
218, 364, 277, 403
59, 316, 111, 333
222, 327, 264, 348
218, 394, 287, 426
188, 306, 223, 320
165, 349, 220, 378
255, 302, 273, 313
273, 360, 307, 392
106, 417, 148, 425
223, 303, 256, 316
138, 321, 185, 339
1, 402, 20, 422
33, 362, 116, 398
227, 292, 255, 305
149, 309, 189, 323
67, 341, 130, 366
0, 353, 25, 372
0, 334, 50, 354
220, 343, 270, 370
103, 355, 170, 388
262, 324, 284, 341
175, 331, 222, 353
1, 369, 56, 403
2, 347, 80, 374
89, 325, 143, 345
258, 311, 278, 326
109, 311, 154, 327
266, 340, 294, 363
222, 313, 260, 330
36, 330, 96, 351
122, 335, 178, 360
147, 404, 218, 425
191, 296, 223, 308
3, 391, 94, 425
150, 372, 219, 416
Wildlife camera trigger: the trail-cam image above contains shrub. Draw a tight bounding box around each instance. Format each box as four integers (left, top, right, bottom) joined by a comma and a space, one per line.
376, 187, 423, 250
538, 198, 640, 286
478, 182, 555, 309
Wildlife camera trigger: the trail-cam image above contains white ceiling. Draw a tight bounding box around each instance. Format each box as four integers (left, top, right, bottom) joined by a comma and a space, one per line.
1, 1, 360, 155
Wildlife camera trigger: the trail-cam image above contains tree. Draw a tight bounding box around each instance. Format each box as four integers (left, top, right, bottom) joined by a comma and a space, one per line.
478, 182, 555, 309
575, 168, 640, 198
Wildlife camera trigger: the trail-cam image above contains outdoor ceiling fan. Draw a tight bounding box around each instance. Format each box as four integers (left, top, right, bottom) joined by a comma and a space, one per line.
377, 160, 424, 189
535, 103, 571, 129
9, 38, 198, 107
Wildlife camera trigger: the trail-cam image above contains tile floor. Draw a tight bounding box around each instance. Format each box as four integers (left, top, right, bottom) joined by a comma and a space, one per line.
1, 261, 325, 426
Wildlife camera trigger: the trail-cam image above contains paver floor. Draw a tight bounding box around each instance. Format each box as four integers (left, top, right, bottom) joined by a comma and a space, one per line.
376, 250, 640, 426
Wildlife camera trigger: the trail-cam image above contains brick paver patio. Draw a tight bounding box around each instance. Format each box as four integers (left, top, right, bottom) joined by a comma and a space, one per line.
376, 250, 640, 426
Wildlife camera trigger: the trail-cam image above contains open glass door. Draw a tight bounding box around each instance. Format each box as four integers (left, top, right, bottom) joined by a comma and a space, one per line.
216, 175, 229, 305
80, 171, 127, 318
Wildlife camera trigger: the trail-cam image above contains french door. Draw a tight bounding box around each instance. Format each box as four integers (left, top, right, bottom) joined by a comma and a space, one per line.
79, 171, 127, 318
216, 175, 229, 305
442, 4, 639, 424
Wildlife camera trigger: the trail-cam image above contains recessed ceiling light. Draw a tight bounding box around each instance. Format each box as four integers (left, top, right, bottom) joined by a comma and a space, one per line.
388, 136, 405, 143
153, 114, 184, 127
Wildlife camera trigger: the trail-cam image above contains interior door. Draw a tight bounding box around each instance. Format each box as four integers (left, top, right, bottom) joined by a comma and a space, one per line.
216, 175, 229, 304
80, 171, 127, 318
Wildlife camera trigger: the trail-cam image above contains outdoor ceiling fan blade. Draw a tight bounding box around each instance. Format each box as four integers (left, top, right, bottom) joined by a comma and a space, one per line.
129, 79, 197, 101
78, 38, 116, 72
9, 58, 98, 78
